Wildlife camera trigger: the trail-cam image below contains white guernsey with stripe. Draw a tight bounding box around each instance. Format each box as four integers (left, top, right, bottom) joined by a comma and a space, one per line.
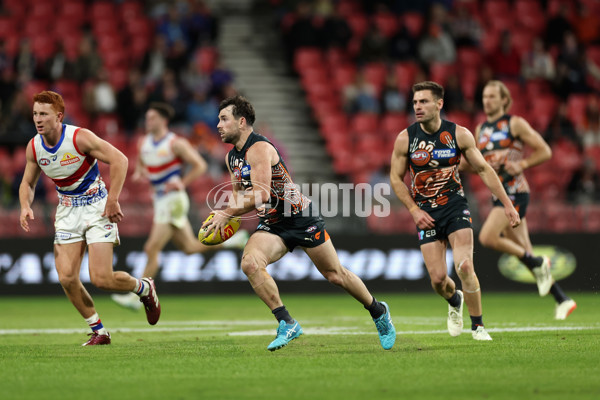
31, 124, 106, 206
139, 131, 183, 196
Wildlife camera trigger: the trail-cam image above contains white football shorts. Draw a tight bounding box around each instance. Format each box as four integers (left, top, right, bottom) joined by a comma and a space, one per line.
153, 190, 190, 229
54, 196, 120, 245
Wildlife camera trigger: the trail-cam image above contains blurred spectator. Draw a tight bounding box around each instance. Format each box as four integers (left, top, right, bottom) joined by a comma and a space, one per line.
573, 3, 600, 45
343, 70, 380, 114
380, 70, 407, 114
148, 70, 187, 124
14, 39, 36, 83
116, 69, 148, 134
521, 38, 556, 81
321, 9, 352, 49
186, 89, 218, 127
553, 31, 600, 97
73, 35, 102, 83
166, 38, 190, 78
209, 58, 234, 99
186, 0, 218, 48
4, 92, 34, 146
0, 42, 11, 73
285, 2, 322, 55
0, 68, 17, 121
83, 69, 117, 115
42, 43, 75, 82
313, 0, 334, 18
545, 3, 574, 47
443, 75, 465, 112
418, 23, 456, 65
389, 24, 418, 60
449, 5, 482, 48
142, 34, 170, 85
358, 24, 389, 63
157, 4, 191, 49
487, 30, 521, 79
544, 103, 581, 148
579, 96, 600, 148
567, 157, 600, 204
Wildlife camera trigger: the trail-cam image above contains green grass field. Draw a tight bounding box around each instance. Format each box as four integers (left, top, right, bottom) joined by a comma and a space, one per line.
1, 292, 599, 400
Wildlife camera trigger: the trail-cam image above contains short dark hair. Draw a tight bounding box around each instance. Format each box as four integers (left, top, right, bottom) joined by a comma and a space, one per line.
412, 81, 445, 100
219, 95, 256, 126
148, 102, 175, 121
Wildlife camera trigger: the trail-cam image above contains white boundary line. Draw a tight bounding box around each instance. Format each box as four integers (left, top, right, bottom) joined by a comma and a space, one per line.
1, 324, 598, 336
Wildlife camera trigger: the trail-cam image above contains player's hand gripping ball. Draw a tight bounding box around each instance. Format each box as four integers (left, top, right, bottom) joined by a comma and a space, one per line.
198, 213, 241, 245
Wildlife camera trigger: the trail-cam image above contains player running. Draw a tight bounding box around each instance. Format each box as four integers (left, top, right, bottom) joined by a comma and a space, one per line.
19, 91, 160, 346
470, 80, 576, 319
390, 81, 521, 341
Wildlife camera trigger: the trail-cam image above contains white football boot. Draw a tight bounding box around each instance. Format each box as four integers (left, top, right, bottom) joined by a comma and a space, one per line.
447, 290, 464, 337
111, 292, 142, 311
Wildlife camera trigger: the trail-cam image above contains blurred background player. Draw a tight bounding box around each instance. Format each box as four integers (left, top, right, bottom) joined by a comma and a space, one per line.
112, 102, 248, 310
390, 81, 521, 341
203, 95, 395, 351
19, 91, 160, 346
471, 80, 576, 319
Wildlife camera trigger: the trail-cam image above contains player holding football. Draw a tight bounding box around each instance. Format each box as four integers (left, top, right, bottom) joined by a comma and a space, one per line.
470, 80, 576, 319
203, 95, 396, 351
111, 102, 248, 310
390, 81, 521, 341
19, 91, 160, 346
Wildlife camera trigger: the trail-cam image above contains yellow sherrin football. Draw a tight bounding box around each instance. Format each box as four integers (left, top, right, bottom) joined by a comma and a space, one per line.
198, 213, 242, 245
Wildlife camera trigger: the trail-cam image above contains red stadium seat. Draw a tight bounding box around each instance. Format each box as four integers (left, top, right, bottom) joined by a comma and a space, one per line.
402, 12, 424, 37
351, 113, 379, 134
293, 47, 323, 73
0, 17, 16, 39
372, 13, 398, 38
91, 1, 117, 20
60, 0, 86, 23
332, 63, 357, 92
428, 63, 455, 87
483, 0, 510, 19
381, 113, 408, 136
362, 62, 387, 92
457, 47, 482, 69
346, 14, 369, 39
393, 61, 419, 92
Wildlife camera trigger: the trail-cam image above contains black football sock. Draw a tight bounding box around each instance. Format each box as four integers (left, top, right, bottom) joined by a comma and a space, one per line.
365, 297, 386, 319
520, 252, 544, 270
550, 283, 569, 304
272, 306, 294, 324
470, 315, 484, 330
446, 291, 461, 308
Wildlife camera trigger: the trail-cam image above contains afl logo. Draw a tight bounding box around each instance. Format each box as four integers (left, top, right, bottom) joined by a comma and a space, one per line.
104, 224, 113, 230
440, 131, 453, 146
233, 167, 241, 179
305, 225, 317, 233
39, 158, 51, 166
411, 149, 430, 166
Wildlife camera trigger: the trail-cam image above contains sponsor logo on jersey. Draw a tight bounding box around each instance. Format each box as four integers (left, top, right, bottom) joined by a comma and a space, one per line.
305, 225, 317, 233
60, 152, 81, 166
411, 149, 430, 166
39, 158, 51, 166
241, 165, 251, 179
257, 223, 270, 231
490, 131, 509, 141
432, 149, 457, 159
55, 231, 72, 240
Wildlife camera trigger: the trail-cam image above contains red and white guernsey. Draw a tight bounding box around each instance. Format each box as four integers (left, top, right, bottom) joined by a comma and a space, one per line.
139, 132, 183, 195
31, 124, 105, 205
